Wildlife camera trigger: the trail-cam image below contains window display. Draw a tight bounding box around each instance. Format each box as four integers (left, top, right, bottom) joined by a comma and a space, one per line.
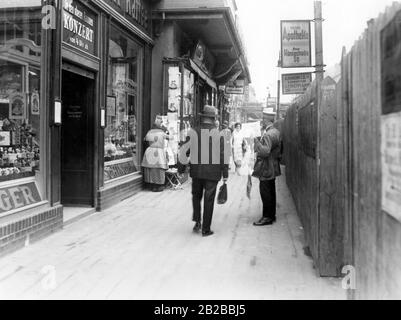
0, 2, 41, 182
104, 25, 143, 182
163, 63, 195, 166
183, 68, 194, 116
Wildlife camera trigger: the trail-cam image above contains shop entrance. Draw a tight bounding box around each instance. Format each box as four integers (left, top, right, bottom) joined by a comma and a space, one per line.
61, 67, 95, 206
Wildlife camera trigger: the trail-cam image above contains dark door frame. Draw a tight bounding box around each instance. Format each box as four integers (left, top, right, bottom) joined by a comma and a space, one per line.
61, 62, 98, 207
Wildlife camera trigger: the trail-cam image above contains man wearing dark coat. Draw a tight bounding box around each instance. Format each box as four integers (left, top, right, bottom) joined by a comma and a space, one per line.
180, 106, 229, 237
252, 121, 282, 226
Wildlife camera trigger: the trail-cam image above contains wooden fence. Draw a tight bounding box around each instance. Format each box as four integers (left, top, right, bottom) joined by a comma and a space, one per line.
283, 2, 401, 299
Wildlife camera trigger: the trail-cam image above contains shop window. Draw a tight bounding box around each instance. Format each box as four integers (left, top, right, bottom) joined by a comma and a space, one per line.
104, 25, 143, 182
163, 63, 195, 164
0, 2, 41, 183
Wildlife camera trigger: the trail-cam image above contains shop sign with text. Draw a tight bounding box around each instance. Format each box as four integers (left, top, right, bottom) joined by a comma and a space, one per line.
225, 80, 245, 95
63, 0, 97, 55
104, 0, 151, 33
282, 73, 312, 95
0, 182, 42, 215
281, 20, 311, 68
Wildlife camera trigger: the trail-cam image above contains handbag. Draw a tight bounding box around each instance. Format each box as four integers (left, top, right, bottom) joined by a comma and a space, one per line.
217, 182, 228, 205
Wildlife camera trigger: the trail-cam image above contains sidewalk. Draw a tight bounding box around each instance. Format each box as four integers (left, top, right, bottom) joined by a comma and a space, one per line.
0, 168, 346, 300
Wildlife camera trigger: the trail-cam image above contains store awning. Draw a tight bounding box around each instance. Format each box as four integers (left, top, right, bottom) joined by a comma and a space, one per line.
153, 1, 251, 84
189, 59, 217, 90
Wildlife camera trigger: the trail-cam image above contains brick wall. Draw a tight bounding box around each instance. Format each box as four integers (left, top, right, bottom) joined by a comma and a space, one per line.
97, 176, 143, 211
0, 205, 63, 257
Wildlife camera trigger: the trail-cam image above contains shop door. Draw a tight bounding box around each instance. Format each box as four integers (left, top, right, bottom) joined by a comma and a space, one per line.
61, 69, 95, 206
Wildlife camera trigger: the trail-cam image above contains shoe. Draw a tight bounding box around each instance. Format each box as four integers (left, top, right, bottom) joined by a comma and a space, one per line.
253, 218, 274, 226
202, 230, 214, 237
193, 222, 201, 232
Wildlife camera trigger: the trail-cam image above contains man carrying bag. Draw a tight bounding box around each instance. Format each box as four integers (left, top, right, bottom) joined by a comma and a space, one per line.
180, 106, 229, 237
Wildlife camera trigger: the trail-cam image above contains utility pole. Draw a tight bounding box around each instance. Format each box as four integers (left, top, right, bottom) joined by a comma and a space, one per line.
276, 80, 281, 120
276, 51, 282, 120
314, 1, 324, 83
314, 0, 324, 243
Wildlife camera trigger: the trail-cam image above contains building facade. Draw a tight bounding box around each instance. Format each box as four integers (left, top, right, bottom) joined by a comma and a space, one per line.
0, 0, 154, 255
0, 0, 249, 256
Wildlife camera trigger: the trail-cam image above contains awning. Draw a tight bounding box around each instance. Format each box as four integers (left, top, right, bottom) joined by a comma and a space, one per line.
153, 4, 251, 83
189, 59, 217, 90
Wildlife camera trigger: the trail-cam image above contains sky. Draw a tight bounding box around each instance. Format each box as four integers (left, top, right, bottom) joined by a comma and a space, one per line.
236, 0, 397, 102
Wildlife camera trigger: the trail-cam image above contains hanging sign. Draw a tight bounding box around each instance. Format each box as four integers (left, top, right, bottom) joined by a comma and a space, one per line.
63, 0, 97, 55
282, 73, 312, 95
281, 20, 312, 68
225, 80, 245, 95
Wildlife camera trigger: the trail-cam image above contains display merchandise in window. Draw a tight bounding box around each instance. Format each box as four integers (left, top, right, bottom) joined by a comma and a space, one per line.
164, 64, 196, 166
104, 25, 143, 182
0, 3, 41, 182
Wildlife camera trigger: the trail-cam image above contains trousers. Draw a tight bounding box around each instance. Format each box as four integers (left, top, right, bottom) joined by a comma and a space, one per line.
192, 178, 218, 232
259, 179, 276, 220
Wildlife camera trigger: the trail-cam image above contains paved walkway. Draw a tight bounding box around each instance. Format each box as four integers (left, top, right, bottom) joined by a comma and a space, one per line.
0, 168, 346, 300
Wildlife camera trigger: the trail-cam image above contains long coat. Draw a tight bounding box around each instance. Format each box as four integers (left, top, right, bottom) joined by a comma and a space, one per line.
253, 126, 281, 181
185, 123, 229, 182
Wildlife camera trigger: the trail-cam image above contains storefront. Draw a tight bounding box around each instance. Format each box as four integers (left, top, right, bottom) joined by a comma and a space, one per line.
160, 53, 218, 163
151, 1, 250, 164
0, 0, 153, 255
61, 0, 153, 210
0, 0, 62, 255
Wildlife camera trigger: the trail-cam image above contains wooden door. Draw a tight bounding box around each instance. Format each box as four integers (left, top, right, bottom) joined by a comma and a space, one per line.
61, 69, 95, 206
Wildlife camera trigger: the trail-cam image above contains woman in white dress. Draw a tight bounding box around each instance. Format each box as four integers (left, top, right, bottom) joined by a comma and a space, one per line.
142, 116, 170, 192
232, 123, 248, 175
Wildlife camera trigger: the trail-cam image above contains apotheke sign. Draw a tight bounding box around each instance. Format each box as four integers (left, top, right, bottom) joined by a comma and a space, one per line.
281, 20, 312, 68
63, 0, 96, 55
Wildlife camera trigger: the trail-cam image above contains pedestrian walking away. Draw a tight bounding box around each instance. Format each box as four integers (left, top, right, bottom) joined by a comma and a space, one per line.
252, 121, 282, 226
181, 105, 229, 237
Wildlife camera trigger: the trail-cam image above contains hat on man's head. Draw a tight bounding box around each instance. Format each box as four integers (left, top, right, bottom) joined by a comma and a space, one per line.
223, 120, 229, 126
200, 105, 218, 119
